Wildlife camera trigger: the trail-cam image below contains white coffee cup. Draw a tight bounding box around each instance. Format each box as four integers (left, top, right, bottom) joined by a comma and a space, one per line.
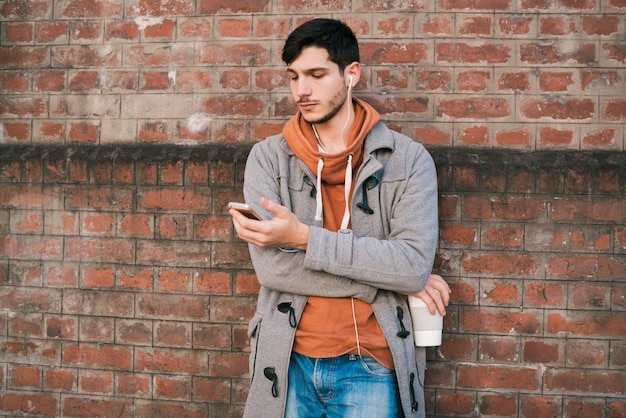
408, 295, 443, 347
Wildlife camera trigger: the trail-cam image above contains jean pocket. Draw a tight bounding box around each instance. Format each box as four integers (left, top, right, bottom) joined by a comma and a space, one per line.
358, 356, 395, 377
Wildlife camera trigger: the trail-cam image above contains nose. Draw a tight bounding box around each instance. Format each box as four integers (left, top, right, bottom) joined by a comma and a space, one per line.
294, 78, 311, 98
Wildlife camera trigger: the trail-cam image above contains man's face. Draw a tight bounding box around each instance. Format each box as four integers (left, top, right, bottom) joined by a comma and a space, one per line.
286, 47, 348, 125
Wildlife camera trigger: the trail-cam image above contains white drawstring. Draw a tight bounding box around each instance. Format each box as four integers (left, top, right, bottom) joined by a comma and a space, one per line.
314, 158, 324, 222
340, 154, 352, 230
313, 155, 353, 228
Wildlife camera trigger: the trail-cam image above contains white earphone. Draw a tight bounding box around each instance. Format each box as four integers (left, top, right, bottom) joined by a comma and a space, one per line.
341, 75, 354, 140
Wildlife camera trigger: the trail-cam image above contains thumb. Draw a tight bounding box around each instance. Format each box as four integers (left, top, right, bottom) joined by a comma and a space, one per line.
261, 197, 283, 217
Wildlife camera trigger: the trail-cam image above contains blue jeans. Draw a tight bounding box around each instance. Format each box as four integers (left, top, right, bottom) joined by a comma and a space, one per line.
284, 352, 399, 418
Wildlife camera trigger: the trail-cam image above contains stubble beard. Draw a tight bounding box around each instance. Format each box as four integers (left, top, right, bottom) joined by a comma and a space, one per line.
302, 87, 348, 125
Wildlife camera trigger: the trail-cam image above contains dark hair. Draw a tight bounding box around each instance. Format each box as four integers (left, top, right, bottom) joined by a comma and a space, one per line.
281, 18, 359, 72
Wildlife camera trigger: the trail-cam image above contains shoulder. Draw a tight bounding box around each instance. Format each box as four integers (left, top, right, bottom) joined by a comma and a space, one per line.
248, 133, 291, 164
368, 122, 434, 168
250, 133, 285, 154
391, 128, 431, 158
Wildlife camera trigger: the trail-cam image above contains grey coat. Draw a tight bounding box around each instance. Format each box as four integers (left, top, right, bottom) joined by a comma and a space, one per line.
242, 121, 439, 418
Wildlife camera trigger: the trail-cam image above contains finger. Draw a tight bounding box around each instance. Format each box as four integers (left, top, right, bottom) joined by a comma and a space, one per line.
432, 282, 450, 307
261, 197, 279, 215
415, 291, 438, 316
428, 290, 447, 316
230, 210, 249, 239
429, 275, 451, 305
261, 197, 290, 220
424, 286, 449, 316
431, 274, 451, 294
427, 298, 440, 316
230, 209, 266, 244
229, 209, 245, 230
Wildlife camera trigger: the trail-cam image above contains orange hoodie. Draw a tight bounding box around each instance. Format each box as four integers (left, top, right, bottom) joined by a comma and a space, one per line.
283, 99, 394, 369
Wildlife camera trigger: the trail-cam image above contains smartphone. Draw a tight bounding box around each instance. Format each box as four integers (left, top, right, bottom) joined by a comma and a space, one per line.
227, 202, 262, 220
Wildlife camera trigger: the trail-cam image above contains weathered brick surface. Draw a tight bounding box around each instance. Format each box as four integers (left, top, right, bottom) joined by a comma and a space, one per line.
1, 1, 626, 416
2, 4, 625, 147
0, 146, 624, 417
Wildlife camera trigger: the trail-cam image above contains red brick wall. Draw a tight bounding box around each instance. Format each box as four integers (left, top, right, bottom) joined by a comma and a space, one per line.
429, 149, 626, 417
1, 1, 625, 417
1, 145, 253, 417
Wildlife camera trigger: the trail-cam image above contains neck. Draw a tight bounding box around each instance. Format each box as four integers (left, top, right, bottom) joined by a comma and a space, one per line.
311, 101, 354, 154
312, 124, 343, 153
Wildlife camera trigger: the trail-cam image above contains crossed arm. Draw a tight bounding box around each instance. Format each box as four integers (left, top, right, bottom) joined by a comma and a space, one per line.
230, 198, 451, 316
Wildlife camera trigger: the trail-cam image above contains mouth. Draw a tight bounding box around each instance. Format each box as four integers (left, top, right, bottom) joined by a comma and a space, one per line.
297, 102, 318, 112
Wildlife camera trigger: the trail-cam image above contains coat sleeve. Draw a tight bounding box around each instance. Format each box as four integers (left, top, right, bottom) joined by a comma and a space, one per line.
242, 138, 379, 303
304, 140, 439, 295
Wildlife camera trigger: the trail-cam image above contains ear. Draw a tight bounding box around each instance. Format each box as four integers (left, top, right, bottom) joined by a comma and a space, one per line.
345, 61, 361, 88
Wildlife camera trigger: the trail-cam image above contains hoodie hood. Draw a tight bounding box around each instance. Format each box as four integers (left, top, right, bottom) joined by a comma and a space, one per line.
283, 98, 381, 231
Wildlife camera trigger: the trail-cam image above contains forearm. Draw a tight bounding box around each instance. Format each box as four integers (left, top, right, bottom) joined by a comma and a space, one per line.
304, 225, 437, 295
249, 245, 379, 303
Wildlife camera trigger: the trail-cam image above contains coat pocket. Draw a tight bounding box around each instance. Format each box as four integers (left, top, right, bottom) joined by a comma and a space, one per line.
248, 312, 263, 382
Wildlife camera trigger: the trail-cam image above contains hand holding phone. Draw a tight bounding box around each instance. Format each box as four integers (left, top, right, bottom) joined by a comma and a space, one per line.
228, 202, 262, 220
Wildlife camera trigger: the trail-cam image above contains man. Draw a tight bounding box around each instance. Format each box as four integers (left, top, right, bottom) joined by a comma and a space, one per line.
230, 18, 450, 418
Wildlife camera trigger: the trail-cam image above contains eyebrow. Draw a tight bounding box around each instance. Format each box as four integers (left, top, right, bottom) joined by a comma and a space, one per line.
286, 67, 332, 75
